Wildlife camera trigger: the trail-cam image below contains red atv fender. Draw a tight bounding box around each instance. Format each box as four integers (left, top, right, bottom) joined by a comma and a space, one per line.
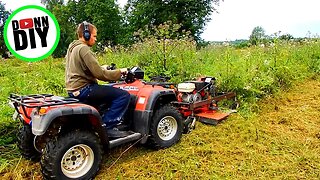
114, 80, 177, 143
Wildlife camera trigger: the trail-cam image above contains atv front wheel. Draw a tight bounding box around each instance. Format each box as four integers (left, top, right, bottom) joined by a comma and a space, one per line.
17, 123, 40, 161
40, 130, 103, 180
148, 105, 183, 149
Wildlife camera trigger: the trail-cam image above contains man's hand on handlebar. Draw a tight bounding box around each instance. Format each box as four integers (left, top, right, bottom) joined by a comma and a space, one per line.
120, 68, 128, 75
101, 64, 127, 75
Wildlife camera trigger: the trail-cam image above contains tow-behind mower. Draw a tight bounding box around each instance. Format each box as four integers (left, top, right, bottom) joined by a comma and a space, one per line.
8, 66, 237, 179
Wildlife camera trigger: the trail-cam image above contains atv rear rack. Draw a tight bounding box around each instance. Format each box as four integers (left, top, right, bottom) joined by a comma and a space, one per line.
9, 93, 79, 108
9, 93, 79, 120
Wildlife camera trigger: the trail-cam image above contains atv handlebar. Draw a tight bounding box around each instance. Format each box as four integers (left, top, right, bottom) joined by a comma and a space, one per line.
108, 64, 144, 84
123, 68, 135, 83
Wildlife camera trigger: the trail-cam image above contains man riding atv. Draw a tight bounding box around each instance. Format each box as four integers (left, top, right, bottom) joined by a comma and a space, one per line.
9, 21, 237, 180
65, 21, 130, 137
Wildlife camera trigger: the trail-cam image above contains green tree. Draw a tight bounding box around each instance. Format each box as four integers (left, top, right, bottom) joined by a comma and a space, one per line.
125, 0, 221, 42
249, 26, 266, 45
41, 0, 64, 10
0, 2, 10, 57
43, 0, 123, 57
279, 33, 294, 41
85, 0, 123, 46
42, 0, 75, 57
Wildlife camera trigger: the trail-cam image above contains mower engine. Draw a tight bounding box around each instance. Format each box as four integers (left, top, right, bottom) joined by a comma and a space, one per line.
177, 77, 215, 103
177, 83, 202, 103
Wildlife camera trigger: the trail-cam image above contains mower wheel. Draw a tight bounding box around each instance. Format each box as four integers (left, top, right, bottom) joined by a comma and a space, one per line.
41, 130, 103, 180
17, 123, 40, 161
148, 105, 183, 149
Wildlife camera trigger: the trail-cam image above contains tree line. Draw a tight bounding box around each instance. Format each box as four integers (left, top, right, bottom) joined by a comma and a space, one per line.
0, 2, 10, 57
1, 1, 306, 58
0, 0, 221, 57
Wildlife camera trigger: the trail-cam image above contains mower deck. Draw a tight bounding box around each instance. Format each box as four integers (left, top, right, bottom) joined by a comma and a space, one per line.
195, 110, 230, 125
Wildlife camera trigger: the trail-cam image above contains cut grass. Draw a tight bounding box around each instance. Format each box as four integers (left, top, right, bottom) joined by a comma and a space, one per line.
94, 78, 320, 179
2, 78, 319, 179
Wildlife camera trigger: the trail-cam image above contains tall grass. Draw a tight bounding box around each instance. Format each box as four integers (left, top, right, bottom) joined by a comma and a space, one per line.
101, 38, 320, 112
0, 38, 319, 174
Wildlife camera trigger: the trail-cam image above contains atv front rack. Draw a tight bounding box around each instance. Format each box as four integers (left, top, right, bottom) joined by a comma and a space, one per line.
9, 93, 79, 120
145, 82, 175, 88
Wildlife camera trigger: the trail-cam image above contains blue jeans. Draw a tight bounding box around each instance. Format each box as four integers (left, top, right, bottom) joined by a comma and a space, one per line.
68, 84, 130, 129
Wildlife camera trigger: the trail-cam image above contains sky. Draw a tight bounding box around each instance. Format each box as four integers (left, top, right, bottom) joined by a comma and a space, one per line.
2, 0, 320, 41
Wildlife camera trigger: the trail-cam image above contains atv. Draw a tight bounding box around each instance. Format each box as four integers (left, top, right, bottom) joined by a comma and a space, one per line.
8, 66, 236, 179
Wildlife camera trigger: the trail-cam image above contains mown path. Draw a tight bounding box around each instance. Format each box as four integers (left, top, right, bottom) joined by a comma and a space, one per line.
96, 78, 320, 179
2, 78, 320, 179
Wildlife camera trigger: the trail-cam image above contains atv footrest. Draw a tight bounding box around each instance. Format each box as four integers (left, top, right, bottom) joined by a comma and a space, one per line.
109, 132, 142, 148
195, 110, 229, 125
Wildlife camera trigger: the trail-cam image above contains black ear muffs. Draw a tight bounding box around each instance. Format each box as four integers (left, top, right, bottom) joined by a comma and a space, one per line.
83, 21, 91, 41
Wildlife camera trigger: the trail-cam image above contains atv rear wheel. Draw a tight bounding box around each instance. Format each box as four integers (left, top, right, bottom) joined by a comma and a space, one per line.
40, 130, 103, 180
148, 105, 183, 149
17, 123, 40, 161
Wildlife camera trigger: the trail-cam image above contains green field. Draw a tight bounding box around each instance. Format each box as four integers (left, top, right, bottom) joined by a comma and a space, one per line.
1, 39, 320, 178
